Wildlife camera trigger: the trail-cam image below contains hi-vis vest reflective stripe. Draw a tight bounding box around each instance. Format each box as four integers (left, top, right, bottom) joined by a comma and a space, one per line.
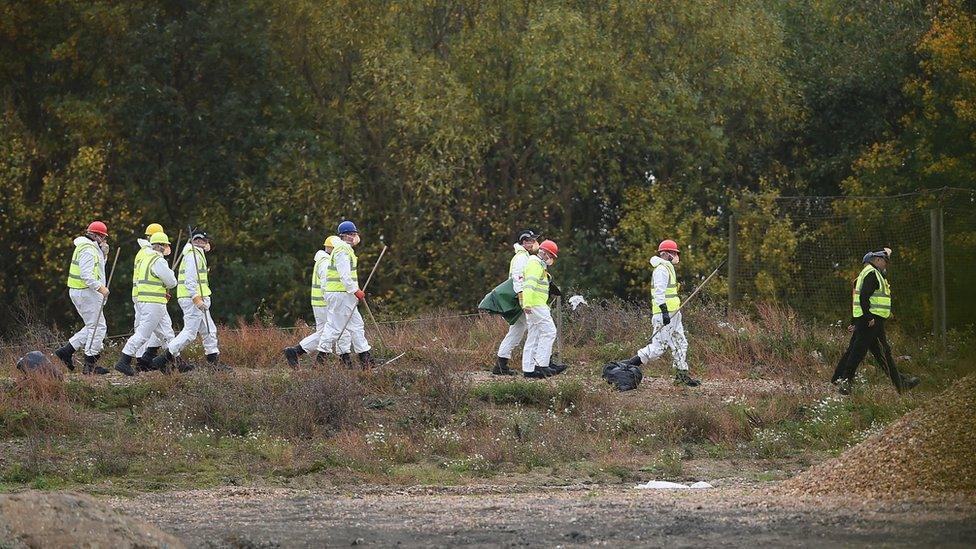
176, 247, 211, 299
325, 243, 358, 292
509, 248, 529, 278
522, 257, 550, 308
136, 253, 168, 304
67, 242, 102, 289
651, 261, 681, 315
131, 246, 156, 299
310, 253, 330, 307
852, 264, 891, 319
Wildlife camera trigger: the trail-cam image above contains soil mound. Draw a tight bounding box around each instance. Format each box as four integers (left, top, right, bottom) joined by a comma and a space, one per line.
0, 490, 183, 548
783, 375, 976, 500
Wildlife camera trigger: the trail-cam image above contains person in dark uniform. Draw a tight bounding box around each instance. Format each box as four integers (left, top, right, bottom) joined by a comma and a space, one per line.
831, 248, 919, 395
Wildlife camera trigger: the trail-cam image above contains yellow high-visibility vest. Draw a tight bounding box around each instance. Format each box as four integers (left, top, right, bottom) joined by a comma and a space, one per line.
176, 246, 211, 299
651, 261, 681, 315
522, 257, 550, 308
310, 253, 330, 307
852, 264, 891, 318
67, 241, 101, 290
131, 246, 155, 299
325, 243, 358, 292
136, 253, 168, 304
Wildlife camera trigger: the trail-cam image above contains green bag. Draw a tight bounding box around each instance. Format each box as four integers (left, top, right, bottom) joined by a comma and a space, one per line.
478, 278, 524, 325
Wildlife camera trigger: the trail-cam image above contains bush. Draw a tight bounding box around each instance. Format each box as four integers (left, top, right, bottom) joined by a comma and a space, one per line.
152, 370, 363, 439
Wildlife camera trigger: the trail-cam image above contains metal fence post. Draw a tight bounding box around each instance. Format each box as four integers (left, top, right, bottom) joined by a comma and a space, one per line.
728, 213, 739, 308
930, 207, 946, 339
556, 296, 563, 362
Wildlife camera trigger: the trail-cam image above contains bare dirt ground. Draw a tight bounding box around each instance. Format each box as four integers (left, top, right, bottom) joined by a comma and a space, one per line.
111, 485, 976, 548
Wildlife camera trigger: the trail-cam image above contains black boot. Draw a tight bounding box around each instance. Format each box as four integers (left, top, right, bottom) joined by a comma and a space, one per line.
206, 353, 228, 372
55, 343, 76, 371
834, 378, 852, 395
674, 370, 701, 387
358, 351, 375, 369
339, 353, 353, 369
136, 347, 160, 371
523, 365, 556, 379
83, 354, 109, 375
548, 360, 568, 375
114, 353, 136, 377
899, 375, 920, 392
283, 346, 306, 368
623, 355, 642, 367
315, 352, 327, 367
206, 353, 231, 372
151, 350, 174, 373
492, 357, 516, 376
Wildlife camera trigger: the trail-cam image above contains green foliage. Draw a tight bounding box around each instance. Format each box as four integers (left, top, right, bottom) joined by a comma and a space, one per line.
471, 379, 584, 408
0, 0, 967, 332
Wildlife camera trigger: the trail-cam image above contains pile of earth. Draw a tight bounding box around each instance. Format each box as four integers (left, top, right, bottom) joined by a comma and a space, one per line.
0, 491, 183, 548
783, 374, 976, 501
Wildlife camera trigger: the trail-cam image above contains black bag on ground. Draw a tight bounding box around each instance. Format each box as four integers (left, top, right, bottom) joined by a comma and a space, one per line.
602, 361, 642, 391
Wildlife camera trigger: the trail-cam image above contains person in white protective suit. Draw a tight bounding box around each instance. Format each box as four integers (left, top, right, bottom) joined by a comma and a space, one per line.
54, 221, 112, 375
151, 230, 229, 372
131, 223, 170, 370
114, 231, 177, 376
492, 229, 541, 376
520, 239, 564, 378
621, 239, 700, 387
316, 220, 373, 369
282, 235, 349, 367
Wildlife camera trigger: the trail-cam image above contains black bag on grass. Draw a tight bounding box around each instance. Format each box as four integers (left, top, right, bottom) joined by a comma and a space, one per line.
602, 361, 642, 391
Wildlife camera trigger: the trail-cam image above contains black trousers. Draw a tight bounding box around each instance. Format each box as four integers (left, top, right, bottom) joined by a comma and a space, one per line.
831, 317, 904, 392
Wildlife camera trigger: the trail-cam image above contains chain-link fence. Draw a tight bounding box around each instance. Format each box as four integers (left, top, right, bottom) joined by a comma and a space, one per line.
727, 188, 976, 334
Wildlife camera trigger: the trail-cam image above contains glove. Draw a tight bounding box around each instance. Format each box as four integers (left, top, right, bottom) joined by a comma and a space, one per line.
354, 289, 366, 301
192, 295, 208, 311
97, 286, 110, 298
99, 242, 109, 255
660, 304, 671, 326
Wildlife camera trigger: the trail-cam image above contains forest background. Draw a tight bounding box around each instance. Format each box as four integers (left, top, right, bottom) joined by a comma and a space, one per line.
1, 0, 974, 335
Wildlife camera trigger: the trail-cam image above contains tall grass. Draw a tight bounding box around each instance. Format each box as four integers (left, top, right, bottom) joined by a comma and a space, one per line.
0, 301, 970, 490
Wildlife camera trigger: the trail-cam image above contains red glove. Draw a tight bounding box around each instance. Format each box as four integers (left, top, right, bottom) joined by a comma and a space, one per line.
354, 289, 366, 301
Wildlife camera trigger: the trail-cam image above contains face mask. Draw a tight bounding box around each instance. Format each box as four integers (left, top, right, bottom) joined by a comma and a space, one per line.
544, 256, 554, 266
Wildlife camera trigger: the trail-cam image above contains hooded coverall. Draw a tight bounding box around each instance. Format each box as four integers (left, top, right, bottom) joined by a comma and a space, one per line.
521, 255, 557, 373
132, 238, 166, 355
168, 243, 218, 357
122, 251, 177, 356
497, 243, 531, 360
636, 255, 689, 371
317, 243, 370, 355
300, 249, 350, 353
67, 236, 108, 357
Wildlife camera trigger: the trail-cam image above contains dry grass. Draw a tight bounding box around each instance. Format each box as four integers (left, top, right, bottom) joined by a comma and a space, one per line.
0, 301, 970, 491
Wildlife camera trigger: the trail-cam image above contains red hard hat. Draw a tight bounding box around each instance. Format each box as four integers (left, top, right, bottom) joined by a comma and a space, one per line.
658, 239, 679, 253
539, 239, 558, 258
87, 221, 108, 236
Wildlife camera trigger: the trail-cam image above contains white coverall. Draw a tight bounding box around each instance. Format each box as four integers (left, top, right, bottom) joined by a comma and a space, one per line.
496, 243, 530, 360
299, 250, 349, 353
317, 246, 370, 355
68, 236, 108, 357
122, 253, 177, 356
521, 256, 557, 373
132, 238, 163, 356
168, 243, 218, 356
636, 256, 689, 371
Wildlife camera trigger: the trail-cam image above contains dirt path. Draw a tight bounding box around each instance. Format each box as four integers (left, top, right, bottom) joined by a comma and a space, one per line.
111, 485, 976, 548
